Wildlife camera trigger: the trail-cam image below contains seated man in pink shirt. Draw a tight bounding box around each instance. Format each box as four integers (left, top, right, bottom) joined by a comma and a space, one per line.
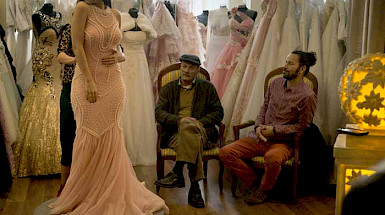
220, 51, 317, 205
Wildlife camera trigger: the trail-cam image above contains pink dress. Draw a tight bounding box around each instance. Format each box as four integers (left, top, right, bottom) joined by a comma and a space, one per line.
49, 5, 168, 215
222, 0, 277, 142
210, 11, 254, 99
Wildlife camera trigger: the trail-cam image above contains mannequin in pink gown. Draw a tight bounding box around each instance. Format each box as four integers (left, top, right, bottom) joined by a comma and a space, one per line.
223, 0, 279, 142
49, 1, 168, 214
210, 7, 254, 98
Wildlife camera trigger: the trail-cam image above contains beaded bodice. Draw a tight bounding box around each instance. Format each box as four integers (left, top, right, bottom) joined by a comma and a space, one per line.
37, 11, 62, 37
32, 11, 62, 99
72, 5, 125, 138
229, 13, 254, 46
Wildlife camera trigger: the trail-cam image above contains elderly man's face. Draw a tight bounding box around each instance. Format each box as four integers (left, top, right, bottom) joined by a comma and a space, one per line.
180, 61, 199, 85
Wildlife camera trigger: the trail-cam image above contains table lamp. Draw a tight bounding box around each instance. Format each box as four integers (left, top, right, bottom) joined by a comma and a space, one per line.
339, 53, 385, 135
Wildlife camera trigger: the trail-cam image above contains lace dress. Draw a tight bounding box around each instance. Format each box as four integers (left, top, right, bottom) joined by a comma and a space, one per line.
120, 13, 158, 166
14, 0, 35, 96
12, 11, 63, 177
147, 1, 182, 88
205, 7, 230, 72
0, 39, 22, 169
177, 0, 205, 63
210, 9, 254, 98
49, 5, 168, 214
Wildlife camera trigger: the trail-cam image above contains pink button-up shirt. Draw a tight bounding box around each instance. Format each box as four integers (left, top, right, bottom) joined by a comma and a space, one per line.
253, 77, 317, 142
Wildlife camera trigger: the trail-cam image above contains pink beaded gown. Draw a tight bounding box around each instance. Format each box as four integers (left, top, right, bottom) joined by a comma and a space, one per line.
210, 9, 254, 99
49, 4, 168, 215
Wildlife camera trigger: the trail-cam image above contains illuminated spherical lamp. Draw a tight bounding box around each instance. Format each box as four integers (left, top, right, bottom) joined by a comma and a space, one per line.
339, 53, 385, 135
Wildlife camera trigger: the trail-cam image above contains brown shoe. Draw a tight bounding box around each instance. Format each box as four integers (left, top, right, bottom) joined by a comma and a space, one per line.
244, 189, 270, 205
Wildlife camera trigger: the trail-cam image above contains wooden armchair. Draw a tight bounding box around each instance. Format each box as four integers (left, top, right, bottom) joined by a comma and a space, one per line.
156, 63, 225, 193
231, 67, 318, 201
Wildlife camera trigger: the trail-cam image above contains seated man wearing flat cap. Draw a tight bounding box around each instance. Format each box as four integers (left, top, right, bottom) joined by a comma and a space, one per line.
155, 54, 224, 208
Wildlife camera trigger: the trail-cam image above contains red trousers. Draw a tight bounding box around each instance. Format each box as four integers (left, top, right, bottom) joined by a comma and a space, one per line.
220, 137, 292, 190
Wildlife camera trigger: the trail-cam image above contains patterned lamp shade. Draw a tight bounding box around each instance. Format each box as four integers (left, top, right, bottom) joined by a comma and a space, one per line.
339, 53, 385, 135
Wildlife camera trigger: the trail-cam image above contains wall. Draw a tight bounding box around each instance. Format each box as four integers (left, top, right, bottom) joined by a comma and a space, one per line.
0, 0, 6, 27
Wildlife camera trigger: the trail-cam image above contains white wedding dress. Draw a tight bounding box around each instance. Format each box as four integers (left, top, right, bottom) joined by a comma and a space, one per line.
120, 13, 158, 166
307, 0, 325, 132
277, 0, 300, 67
0, 39, 22, 168
205, 7, 230, 72
322, 0, 345, 144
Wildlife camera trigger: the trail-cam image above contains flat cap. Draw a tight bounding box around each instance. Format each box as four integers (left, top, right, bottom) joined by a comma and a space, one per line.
180, 54, 201, 66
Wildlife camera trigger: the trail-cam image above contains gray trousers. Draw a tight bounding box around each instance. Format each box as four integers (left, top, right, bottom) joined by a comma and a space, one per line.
167, 118, 214, 181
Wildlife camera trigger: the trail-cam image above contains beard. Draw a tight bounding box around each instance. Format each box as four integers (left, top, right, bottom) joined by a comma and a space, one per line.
283, 67, 300, 80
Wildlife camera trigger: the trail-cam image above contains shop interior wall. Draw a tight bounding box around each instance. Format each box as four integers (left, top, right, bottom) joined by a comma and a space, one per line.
0, 0, 5, 27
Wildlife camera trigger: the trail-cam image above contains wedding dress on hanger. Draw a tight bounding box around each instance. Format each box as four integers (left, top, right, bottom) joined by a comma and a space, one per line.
14, 0, 34, 95
147, 1, 182, 92
205, 6, 230, 73
0, 39, 22, 169
177, 0, 205, 63
277, 0, 300, 66
210, 8, 254, 98
120, 12, 158, 166
308, 0, 325, 132
322, 0, 343, 144
229, 0, 289, 140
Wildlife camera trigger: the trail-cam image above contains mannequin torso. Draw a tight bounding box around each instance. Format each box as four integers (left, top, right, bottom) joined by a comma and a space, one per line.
235, 4, 257, 22
32, 3, 62, 38
128, 8, 141, 31
197, 10, 209, 26
164, 1, 176, 20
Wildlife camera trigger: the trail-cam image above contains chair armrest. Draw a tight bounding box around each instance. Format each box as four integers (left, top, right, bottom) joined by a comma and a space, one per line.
233, 120, 255, 141
219, 122, 225, 148
156, 123, 162, 156
293, 133, 301, 167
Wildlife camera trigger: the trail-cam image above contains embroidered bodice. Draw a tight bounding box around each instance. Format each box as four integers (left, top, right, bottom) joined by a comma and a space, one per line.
228, 11, 254, 46
151, 2, 181, 39
36, 11, 62, 37
32, 10, 62, 98
208, 7, 231, 36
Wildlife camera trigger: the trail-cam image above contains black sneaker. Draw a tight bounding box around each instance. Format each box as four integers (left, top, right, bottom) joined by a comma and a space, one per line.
188, 185, 205, 208
154, 171, 185, 188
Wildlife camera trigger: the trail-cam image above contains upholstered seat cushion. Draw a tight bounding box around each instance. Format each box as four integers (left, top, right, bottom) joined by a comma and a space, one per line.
161, 147, 220, 157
